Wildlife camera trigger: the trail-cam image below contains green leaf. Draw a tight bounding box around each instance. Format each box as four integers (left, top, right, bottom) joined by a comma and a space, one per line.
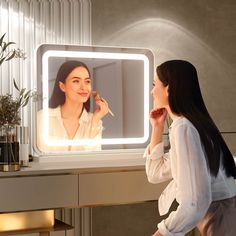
18, 96, 23, 106
2, 42, 7, 51
20, 88, 26, 95
22, 96, 30, 107
2, 41, 15, 51
23, 90, 31, 99
5, 42, 15, 47
0, 57, 7, 65
13, 79, 20, 91
6, 50, 16, 61
0, 33, 6, 46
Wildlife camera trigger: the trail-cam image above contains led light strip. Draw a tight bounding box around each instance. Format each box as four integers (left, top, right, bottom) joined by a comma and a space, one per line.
42, 50, 150, 146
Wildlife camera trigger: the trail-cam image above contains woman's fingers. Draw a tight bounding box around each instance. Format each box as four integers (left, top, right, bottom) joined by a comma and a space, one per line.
150, 108, 167, 118
95, 98, 108, 108
149, 108, 167, 127
94, 97, 109, 118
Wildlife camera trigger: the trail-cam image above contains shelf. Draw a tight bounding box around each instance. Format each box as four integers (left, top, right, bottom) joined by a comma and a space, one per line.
0, 219, 73, 235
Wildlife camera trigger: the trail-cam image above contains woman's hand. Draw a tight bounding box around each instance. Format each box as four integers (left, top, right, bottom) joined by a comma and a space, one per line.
152, 230, 163, 236
149, 108, 167, 152
150, 108, 167, 128
92, 97, 109, 123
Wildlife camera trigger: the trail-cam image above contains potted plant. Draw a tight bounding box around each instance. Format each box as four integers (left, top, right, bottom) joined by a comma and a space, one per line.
0, 33, 33, 171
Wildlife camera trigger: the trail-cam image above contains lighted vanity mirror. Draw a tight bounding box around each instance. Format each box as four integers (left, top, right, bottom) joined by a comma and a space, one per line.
32, 44, 154, 155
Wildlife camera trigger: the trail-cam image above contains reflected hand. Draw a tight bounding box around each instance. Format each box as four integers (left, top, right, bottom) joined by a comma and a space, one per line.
92, 96, 109, 122
150, 108, 167, 128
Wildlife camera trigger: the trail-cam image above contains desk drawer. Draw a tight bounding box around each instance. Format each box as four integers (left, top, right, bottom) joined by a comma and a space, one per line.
79, 170, 168, 206
0, 174, 78, 212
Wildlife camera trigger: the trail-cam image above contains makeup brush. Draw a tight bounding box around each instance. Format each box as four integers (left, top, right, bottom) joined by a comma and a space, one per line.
92, 91, 115, 117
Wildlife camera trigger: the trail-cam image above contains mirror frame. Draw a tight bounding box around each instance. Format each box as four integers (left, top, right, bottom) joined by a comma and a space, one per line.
31, 44, 154, 156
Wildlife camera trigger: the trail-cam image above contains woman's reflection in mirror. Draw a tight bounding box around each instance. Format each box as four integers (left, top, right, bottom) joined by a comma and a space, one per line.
37, 60, 109, 152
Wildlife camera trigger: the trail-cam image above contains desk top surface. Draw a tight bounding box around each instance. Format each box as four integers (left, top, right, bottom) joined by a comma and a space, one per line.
0, 150, 146, 177
1, 151, 235, 178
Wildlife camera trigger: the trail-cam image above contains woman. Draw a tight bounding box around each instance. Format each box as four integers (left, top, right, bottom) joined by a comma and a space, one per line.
37, 60, 109, 152
144, 60, 236, 236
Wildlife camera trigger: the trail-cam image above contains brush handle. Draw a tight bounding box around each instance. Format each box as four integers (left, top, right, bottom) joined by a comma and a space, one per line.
92, 91, 114, 116
108, 108, 114, 117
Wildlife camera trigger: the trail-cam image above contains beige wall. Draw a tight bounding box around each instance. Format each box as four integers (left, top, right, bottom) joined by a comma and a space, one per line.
91, 0, 236, 154
91, 1, 236, 235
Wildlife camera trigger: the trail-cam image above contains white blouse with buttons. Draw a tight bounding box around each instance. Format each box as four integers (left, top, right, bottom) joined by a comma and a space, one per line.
144, 117, 236, 236
37, 106, 103, 152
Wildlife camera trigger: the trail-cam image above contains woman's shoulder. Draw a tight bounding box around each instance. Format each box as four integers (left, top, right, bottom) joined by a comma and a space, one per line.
37, 106, 61, 117
170, 117, 201, 142
80, 109, 93, 122
171, 117, 197, 133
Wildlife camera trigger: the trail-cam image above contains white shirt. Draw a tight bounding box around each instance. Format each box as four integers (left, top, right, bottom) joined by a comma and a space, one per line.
37, 106, 103, 152
144, 117, 236, 236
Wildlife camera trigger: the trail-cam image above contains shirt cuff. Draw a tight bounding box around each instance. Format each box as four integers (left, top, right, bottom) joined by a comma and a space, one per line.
143, 142, 164, 160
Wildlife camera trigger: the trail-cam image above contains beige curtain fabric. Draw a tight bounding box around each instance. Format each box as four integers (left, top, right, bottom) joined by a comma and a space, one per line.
197, 195, 236, 236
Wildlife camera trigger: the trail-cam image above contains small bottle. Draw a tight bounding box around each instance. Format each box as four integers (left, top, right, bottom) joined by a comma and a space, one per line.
17, 126, 29, 167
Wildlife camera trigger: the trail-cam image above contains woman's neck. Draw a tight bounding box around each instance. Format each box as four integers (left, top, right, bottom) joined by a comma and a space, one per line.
166, 106, 182, 121
60, 102, 84, 120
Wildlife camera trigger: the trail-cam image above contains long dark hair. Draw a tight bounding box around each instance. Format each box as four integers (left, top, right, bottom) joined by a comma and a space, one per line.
157, 60, 236, 178
49, 60, 91, 111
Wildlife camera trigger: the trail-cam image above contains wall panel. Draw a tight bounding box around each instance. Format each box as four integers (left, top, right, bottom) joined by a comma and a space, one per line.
0, 0, 91, 126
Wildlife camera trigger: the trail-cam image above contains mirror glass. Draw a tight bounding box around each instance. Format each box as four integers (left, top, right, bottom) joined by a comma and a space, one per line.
33, 44, 154, 154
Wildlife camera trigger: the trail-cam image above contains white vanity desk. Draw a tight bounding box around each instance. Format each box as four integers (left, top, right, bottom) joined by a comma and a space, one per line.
0, 152, 234, 235
0, 150, 167, 217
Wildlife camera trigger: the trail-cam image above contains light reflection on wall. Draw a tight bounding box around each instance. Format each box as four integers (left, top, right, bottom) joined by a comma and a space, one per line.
100, 18, 236, 132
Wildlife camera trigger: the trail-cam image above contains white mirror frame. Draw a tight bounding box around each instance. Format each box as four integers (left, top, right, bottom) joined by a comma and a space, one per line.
32, 45, 154, 156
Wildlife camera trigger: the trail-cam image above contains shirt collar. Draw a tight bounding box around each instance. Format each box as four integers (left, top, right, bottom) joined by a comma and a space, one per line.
169, 116, 184, 130
49, 106, 90, 124
79, 108, 90, 123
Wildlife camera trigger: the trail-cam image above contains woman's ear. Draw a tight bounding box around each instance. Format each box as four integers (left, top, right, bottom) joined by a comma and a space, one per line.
59, 81, 65, 92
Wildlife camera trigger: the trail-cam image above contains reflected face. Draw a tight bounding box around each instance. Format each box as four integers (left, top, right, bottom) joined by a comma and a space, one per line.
151, 75, 169, 109
59, 66, 91, 103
